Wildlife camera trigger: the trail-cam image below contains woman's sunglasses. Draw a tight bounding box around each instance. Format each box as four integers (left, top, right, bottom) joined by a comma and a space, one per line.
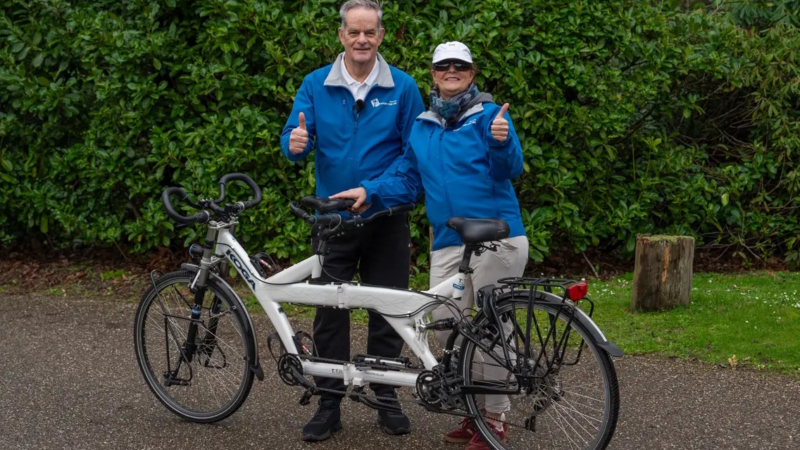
432, 59, 472, 72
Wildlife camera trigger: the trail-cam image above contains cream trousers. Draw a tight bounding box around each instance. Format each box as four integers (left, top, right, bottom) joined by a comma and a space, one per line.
429, 235, 529, 414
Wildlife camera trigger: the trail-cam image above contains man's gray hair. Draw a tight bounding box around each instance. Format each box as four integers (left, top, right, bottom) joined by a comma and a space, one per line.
339, 0, 383, 29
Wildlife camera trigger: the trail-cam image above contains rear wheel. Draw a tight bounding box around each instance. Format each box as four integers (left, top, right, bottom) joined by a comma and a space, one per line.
459, 297, 619, 450
134, 270, 255, 423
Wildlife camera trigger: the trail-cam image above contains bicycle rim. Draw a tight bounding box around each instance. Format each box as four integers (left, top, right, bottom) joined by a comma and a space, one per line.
460, 299, 619, 450
134, 271, 254, 423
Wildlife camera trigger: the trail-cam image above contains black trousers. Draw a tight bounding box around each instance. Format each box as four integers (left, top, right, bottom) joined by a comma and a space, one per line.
311, 213, 410, 401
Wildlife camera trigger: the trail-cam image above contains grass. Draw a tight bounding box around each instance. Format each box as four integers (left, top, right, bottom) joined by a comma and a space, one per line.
240, 270, 800, 375
589, 271, 800, 375
101, 269, 127, 280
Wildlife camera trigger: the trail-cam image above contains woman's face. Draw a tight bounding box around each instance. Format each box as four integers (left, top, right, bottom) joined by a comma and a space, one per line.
431, 59, 475, 100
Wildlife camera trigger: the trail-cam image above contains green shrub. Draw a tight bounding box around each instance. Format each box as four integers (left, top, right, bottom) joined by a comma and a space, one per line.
1, 0, 798, 268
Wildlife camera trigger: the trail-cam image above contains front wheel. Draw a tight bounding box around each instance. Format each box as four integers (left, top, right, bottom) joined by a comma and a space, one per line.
459, 297, 620, 450
134, 270, 255, 423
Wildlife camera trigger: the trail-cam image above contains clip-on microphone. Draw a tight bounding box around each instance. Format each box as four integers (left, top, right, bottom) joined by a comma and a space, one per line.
354, 99, 365, 113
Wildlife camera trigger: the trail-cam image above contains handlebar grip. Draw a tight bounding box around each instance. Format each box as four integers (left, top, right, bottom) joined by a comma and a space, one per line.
162, 187, 211, 225
386, 203, 416, 215
218, 173, 263, 209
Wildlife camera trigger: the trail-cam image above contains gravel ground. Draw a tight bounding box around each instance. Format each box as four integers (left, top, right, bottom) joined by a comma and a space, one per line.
1, 293, 798, 449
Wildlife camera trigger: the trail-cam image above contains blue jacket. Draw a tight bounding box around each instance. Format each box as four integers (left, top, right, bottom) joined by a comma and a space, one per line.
281, 53, 425, 213
361, 100, 526, 251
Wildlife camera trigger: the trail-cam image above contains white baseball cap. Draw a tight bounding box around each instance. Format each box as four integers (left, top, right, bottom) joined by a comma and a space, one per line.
432, 41, 473, 64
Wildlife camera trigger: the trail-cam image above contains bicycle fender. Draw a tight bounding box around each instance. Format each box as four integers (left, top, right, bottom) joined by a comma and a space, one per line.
181, 263, 264, 380
499, 291, 624, 358
572, 307, 624, 358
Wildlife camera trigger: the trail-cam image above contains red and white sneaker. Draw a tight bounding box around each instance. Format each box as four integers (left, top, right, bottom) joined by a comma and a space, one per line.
464, 421, 508, 450
444, 417, 475, 444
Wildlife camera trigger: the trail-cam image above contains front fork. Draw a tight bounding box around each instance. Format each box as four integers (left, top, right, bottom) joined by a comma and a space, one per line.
181, 226, 228, 364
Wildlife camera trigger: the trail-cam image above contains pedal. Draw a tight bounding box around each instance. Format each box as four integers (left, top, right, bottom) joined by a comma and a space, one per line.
299, 387, 316, 406
348, 386, 365, 402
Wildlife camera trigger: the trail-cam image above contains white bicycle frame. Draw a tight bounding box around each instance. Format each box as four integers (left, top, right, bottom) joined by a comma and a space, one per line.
211, 223, 468, 390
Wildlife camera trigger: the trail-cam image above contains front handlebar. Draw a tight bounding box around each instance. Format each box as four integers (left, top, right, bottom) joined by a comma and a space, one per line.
161, 173, 262, 225
162, 187, 212, 225
217, 173, 263, 209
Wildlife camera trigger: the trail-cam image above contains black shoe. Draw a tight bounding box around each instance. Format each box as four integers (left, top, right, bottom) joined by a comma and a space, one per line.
376, 392, 411, 435
302, 398, 342, 442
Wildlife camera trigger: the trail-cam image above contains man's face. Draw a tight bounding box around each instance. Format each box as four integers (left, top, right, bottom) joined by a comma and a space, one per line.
338, 8, 384, 65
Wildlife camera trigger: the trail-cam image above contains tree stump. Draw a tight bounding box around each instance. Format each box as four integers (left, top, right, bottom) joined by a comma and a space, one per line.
631, 235, 695, 312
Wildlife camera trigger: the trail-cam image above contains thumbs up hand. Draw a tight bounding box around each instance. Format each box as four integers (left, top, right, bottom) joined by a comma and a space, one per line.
491, 103, 510, 142
289, 112, 309, 155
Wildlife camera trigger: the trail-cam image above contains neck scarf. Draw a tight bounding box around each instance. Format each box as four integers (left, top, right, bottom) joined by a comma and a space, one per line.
429, 83, 480, 125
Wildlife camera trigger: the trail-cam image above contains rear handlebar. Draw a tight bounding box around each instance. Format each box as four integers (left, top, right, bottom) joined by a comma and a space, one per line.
290, 198, 416, 228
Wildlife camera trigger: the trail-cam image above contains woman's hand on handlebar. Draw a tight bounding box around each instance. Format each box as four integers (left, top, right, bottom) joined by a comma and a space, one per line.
330, 187, 370, 213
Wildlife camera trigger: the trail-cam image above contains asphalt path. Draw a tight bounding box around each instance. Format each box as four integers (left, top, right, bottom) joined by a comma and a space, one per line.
2, 294, 798, 449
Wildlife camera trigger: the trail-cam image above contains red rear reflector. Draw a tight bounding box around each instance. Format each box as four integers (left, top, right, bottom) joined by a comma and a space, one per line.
566, 281, 588, 301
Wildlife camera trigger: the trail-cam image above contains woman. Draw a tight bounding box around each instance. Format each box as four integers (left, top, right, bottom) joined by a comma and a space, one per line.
332, 41, 527, 449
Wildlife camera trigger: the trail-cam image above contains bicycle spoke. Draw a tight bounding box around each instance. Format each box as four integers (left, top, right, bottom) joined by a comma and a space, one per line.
136, 272, 254, 422
461, 300, 617, 450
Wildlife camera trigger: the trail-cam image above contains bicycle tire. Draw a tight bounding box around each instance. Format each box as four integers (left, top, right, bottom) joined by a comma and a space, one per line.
134, 270, 255, 423
459, 295, 620, 450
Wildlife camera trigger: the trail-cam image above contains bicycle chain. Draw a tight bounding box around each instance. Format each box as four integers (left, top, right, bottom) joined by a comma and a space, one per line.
308, 383, 545, 434
289, 358, 544, 432
288, 355, 561, 433
290, 354, 425, 404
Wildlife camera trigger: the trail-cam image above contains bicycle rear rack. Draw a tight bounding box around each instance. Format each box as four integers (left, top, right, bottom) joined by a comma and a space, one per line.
470, 277, 595, 381
494, 277, 595, 318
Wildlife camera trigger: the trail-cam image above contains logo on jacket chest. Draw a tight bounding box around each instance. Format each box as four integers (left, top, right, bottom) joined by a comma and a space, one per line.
371, 98, 398, 108
455, 119, 477, 131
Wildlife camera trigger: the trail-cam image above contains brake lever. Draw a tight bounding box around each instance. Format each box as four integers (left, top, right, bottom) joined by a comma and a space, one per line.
184, 196, 203, 209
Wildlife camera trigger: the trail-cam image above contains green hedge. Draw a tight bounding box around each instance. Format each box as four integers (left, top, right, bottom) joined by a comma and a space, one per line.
1, 0, 799, 267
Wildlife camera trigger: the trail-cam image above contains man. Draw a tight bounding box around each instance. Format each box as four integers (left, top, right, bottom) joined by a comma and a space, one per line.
280, 0, 425, 442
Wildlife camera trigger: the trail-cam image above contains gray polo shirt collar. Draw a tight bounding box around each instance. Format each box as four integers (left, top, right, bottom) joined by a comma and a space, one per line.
325, 53, 395, 89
